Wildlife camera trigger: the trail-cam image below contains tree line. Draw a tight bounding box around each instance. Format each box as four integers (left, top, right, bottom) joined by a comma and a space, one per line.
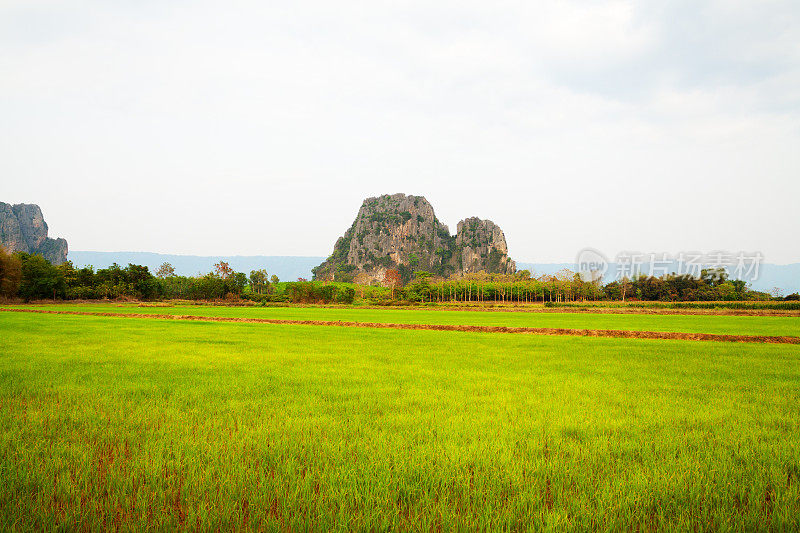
0, 247, 359, 304
1, 247, 793, 304
392, 267, 787, 303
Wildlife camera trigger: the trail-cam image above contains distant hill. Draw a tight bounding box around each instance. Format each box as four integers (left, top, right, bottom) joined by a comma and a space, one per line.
68, 252, 326, 282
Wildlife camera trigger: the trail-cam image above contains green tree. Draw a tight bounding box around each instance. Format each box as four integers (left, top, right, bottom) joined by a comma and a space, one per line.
18, 253, 65, 300
230, 272, 248, 295
404, 271, 432, 302
124, 264, 160, 299
701, 267, 728, 288
57, 261, 78, 288
249, 269, 269, 294
730, 279, 746, 296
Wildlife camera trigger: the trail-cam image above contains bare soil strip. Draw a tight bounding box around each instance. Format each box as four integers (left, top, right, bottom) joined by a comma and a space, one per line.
135, 301, 800, 316
3, 307, 799, 345
342, 306, 800, 317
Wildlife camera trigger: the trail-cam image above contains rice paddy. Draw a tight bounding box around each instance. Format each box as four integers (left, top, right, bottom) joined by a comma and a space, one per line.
1, 307, 799, 530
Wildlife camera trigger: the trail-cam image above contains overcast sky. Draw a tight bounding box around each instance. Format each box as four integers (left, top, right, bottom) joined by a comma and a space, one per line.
2, 1, 799, 263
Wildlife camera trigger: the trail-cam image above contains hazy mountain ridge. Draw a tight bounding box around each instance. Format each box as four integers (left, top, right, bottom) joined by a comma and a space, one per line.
68, 252, 325, 282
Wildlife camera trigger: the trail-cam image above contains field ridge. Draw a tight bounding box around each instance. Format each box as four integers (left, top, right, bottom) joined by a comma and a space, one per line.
3, 307, 799, 344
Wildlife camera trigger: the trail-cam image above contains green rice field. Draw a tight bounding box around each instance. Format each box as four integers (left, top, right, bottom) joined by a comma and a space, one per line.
10, 302, 800, 337
2, 308, 799, 530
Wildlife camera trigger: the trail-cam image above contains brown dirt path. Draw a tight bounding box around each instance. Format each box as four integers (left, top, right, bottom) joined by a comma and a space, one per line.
3, 307, 799, 345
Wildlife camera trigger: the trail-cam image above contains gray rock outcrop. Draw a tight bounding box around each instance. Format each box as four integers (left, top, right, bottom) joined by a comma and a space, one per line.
455, 217, 515, 274
313, 194, 515, 281
0, 202, 68, 264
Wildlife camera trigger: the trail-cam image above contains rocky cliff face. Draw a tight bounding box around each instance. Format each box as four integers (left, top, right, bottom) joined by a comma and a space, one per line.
0, 203, 68, 264
455, 217, 515, 274
313, 194, 515, 281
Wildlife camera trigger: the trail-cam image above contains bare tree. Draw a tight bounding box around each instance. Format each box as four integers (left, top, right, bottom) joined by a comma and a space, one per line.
384, 269, 401, 299
214, 261, 233, 280
620, 276, 632, 302
0, 246, 22, 297
156, 262, 175, 279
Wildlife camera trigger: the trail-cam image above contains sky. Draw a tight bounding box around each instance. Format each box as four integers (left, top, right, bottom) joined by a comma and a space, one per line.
2, 0, 799, 264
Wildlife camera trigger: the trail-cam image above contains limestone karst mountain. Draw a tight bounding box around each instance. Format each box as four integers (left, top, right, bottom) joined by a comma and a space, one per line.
0, 202, 68, 264
312, 194, 515, 282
